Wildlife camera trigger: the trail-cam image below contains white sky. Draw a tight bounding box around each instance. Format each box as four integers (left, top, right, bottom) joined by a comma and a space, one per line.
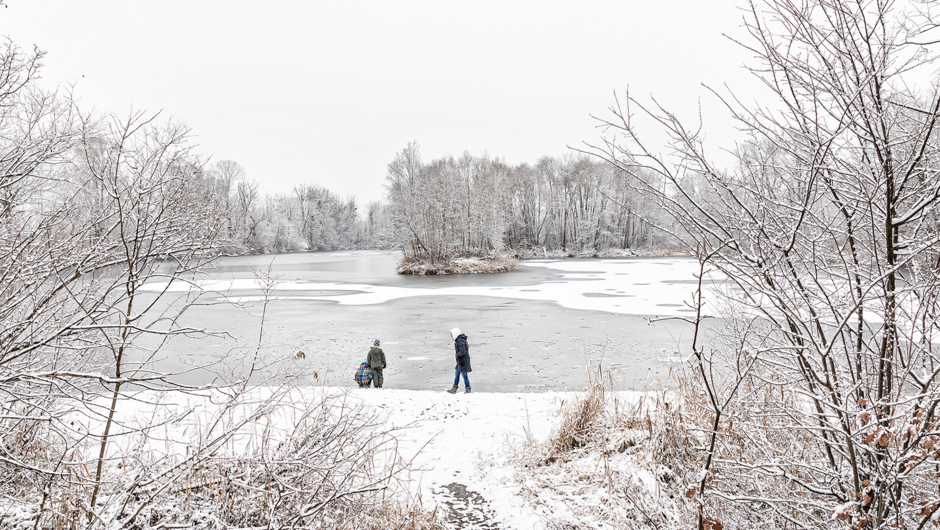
1, 1, 754, 205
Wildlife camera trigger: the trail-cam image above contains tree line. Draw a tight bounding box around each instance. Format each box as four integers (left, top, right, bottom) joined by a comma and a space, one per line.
203, 159, 392, 254
205, 144, 675, 258
384, 142, 672, 259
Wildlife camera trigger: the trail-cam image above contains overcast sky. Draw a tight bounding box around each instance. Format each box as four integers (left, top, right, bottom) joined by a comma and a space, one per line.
1, 1, 753, 204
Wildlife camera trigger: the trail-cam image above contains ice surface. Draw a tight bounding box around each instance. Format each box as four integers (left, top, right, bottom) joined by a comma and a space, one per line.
135, 253, 712, 392
144, 256, 714, 317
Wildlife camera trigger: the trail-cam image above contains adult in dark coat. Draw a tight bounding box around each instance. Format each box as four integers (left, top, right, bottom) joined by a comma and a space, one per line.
367, 339, 387, 388
447, 327, 471, 394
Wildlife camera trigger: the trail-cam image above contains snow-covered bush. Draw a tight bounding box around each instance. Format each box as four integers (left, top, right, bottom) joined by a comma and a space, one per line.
1, 389, 448, 529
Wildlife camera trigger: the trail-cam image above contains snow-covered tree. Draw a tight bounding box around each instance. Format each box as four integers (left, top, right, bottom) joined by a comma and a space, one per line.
595, 0, 940, 527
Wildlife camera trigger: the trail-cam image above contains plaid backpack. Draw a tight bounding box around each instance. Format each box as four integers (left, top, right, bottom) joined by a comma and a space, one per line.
355, 362, 374, 386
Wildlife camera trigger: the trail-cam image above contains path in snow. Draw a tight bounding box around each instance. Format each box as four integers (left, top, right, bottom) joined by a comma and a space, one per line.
347, 387, 580, 529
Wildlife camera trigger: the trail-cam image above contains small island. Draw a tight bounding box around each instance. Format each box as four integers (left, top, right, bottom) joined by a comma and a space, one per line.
397, 250, 517, 275
382, 143, 666, 275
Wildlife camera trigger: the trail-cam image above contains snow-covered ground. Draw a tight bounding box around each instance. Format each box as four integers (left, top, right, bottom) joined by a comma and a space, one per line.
350, 385, 670, 529
105, 385, 651, 529
358, 387, 579, 528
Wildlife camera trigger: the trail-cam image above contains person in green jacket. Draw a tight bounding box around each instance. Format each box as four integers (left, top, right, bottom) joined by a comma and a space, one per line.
367, 339, 387, 388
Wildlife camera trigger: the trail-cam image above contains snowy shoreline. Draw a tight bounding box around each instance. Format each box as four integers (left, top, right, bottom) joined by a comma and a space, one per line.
319, 386, 664, 528
78, 385, 654, 529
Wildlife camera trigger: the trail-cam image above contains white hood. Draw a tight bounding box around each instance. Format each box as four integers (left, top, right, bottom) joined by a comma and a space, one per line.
450, 327, 462, 340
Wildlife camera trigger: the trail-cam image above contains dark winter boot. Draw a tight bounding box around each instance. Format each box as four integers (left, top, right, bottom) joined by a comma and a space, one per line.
446, 385, 458, 394
465, 387, 471, 394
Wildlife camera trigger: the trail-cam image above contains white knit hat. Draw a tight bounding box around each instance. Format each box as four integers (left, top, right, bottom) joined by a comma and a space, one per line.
450, 327, 461, 340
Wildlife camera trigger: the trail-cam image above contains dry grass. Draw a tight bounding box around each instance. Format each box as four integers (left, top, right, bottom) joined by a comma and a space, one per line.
397, 251, 517, 275
509, 365, 686, 528
509, 357, 841, 529
542, 365, 611, 458
507, 361, 762, 528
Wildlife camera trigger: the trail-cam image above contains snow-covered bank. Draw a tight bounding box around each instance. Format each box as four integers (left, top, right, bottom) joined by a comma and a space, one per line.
63, 386, 664, 529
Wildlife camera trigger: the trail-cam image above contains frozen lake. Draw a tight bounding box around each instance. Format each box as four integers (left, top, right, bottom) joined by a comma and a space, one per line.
141, 251, 709, 392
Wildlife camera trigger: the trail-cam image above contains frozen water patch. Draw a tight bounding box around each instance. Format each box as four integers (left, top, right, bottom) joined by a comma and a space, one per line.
142, 258, 716, 317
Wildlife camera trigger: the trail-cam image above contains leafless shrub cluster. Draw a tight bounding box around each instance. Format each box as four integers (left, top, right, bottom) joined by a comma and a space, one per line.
132, 393, 441, 530
0, 389, 446, 529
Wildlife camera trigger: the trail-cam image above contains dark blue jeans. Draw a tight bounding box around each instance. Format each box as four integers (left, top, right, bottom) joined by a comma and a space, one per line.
453, 368, 470, 387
